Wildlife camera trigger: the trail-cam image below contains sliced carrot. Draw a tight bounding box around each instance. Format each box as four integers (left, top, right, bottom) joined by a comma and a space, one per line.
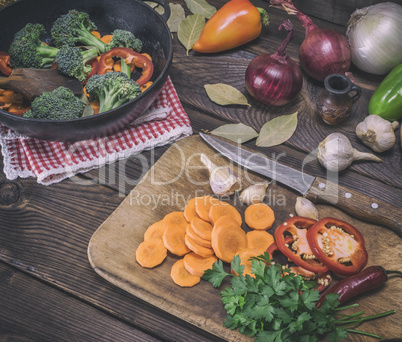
208, 201, 242, 226
186, 224, 212, 248
90, 101, 100, 115
144, 220, 166, 241
0, 90, 15, 103
91, 30, 101, 38
170, 259, 201, 287
100, 34, 113, 44
231, 248, 262, 277
141, 81, 153, 92
184, 197, 201, 223
135, 238, 167, 268
244, 203, 275, 230
246, 230, 275, 253
194, 196, 220, 222
190, 217, 213, 241
183, 252, 217, 277
184, 234, 215, 257
113, 59, 122, 72
162, 223, 191, 256
162, 211, 188, 229
211, 216, 247, 263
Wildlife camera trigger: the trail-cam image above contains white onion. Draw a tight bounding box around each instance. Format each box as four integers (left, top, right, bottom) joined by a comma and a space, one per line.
346, 2, 402, 75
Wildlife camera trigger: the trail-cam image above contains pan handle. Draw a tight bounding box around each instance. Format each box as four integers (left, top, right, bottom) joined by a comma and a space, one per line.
144, 0, 171, 22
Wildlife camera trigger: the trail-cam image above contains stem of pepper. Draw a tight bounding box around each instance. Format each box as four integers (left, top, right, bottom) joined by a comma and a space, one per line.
256, 8, 269, 26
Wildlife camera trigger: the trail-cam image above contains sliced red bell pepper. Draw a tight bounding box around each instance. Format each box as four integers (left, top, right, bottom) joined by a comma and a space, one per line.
0, 51, 13, 76
274, 216, 329, 274
266, 236, 331, 293
97, 47, 153, 86
306, 217, 368, 276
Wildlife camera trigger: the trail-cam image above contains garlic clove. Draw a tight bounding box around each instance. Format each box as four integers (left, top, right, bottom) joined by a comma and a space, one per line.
356, 115, 398, 152
318, 133, 381, 171
295, 197, 318, 220
200, 153, 241, 197
239, 182, 270, 205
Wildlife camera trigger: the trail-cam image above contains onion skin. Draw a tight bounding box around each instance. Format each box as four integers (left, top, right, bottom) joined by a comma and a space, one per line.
300, 26, 351, 82
245, 20, 303, 106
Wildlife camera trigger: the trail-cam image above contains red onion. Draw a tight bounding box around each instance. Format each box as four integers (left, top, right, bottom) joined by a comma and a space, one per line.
271, 0, 351, 82
245, 20, 303, 106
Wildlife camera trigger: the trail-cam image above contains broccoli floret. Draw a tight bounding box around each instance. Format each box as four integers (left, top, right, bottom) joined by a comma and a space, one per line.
106, 29, 143, 52
55, 45, 99, 82
51, 9, 106, 53
23, 86, 84, 120
85, 72, 141, 113
8, 23, 60, 69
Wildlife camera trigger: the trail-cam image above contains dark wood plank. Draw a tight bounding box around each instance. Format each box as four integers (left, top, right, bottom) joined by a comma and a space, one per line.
0, 262, 160, 342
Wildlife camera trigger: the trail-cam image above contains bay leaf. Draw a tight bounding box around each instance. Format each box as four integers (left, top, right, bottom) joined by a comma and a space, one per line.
210, 123, 259, 143
184, 0, 216, 19
256, 112, 298, 147
204, 83, 251, 107
177, 14, 205, 56
167, 3, 186, 33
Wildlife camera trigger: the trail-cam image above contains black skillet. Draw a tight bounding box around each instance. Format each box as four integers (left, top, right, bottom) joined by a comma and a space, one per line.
0, 0, 173, 142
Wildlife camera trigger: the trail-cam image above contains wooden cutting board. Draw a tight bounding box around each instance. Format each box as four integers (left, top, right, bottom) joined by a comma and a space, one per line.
87, 135, 401, 341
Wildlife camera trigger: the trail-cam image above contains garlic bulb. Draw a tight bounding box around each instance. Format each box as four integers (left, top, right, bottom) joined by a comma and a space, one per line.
356, 115, 399, 152
317, 133, 382, 171
239, 182, 270, 205
295, 197, 318, 220
200, 153, 241, 196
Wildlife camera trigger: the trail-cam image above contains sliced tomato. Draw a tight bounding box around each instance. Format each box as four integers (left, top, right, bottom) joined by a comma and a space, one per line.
306, 217, 368, 276
274, 216, 329, 274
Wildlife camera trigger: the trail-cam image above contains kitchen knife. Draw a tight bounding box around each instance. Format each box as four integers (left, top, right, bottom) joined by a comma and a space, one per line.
199, 133, 402, 236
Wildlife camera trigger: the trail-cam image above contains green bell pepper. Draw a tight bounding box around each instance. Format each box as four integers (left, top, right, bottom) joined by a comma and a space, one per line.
368, 64, 402, 121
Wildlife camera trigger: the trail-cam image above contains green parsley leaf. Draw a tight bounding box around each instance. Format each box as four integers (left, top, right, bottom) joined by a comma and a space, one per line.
202, 259, 230, 287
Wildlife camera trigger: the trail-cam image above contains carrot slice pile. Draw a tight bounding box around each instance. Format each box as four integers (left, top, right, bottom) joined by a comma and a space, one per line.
183, 252, 217, 277
186, 224, 212, 248
244, 203, 275, 230
246, 230, 275, 253
163, 223, 191, 256
211, 216, 247, 263
144, 220, 166, 241
135, 238, 167, 268
170, 259, 201, 287
163, 211, 188, 228
208, 201, 242, 226
194, 196, 220, 222
190, 217, 213, 241
184, 197, 201, 223
185, 234, 215, 257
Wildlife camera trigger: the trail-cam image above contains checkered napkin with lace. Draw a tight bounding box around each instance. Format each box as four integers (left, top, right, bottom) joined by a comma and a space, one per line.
0, 77, 192, 185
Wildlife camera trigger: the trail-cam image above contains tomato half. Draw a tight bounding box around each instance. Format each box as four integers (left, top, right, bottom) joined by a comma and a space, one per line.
274, 216, 329, 274
306, 217, 368, 276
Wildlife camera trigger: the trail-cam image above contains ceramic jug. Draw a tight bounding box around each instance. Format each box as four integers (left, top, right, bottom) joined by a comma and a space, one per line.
316, 74, 362, 125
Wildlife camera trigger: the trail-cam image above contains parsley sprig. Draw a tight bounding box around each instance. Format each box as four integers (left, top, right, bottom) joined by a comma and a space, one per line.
202, 252, 395, 341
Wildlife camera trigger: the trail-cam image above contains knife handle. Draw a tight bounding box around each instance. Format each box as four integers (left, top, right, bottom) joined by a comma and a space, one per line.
306, 176, 402, 237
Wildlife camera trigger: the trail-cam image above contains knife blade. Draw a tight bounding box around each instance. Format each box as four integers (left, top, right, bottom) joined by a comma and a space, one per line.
199, 133, 402, 236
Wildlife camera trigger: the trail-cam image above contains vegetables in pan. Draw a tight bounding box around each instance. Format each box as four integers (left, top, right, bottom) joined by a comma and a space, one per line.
192, 0, 269, 53
317, 265, 402, 308
270, 0, 351, 82
8, 23, 60, 69
307, 217, 368, 276
368, 64, 402, 122
23, 86, 84, 120
0, 51, 12, 76
346, 2, 402, 75
245, 20, 303, 106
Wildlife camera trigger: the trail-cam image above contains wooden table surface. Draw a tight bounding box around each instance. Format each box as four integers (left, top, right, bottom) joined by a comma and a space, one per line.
1, 0, 401, 341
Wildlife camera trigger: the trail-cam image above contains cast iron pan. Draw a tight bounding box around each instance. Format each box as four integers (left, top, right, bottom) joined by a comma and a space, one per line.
0, 0, 173, 142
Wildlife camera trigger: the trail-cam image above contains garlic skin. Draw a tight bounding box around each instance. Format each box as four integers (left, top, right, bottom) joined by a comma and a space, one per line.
295, 197, 318, 220
317, 133, 382, 171
356, 115, 399, 152
239, 182, 270, 205
200, 153, 241, 196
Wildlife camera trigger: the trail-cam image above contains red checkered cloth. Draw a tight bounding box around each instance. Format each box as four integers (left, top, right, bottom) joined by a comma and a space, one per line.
0, 77, 192, 185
